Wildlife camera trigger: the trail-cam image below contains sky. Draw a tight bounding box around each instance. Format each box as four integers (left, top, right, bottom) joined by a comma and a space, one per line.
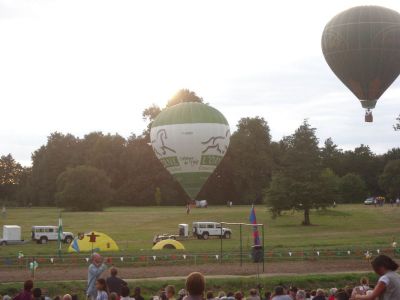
0, 0, 399, 166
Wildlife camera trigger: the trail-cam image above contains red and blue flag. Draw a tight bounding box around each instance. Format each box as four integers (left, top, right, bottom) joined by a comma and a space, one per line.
249, 205, 261, 246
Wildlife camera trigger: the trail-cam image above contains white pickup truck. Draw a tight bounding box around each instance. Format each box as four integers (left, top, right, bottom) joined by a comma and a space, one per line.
192, 222, 232, 240
31, 226, 74, 244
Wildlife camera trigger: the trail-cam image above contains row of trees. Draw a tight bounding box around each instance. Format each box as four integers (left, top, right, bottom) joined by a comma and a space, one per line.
1, 89, 399, 215
265, 121, 400, 225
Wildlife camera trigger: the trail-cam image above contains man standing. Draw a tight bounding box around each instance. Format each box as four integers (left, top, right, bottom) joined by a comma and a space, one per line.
87, 253, 107, 300
106, 267, 127, 295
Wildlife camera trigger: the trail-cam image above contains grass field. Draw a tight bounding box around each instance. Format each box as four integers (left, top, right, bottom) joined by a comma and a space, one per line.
0, 204, 399, 257
0, 272, 379, 299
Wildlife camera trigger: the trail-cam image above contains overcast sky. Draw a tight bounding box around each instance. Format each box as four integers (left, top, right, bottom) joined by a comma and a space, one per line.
1, 0, 399, 165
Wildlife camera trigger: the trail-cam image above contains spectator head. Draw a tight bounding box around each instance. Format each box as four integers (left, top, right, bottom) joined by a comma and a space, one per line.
110, 267, 118, 277
206, 291, 214, 300
234, 292, 243, 300
290, 286, 298, 295
334, 290, 349, 300
264, 292, 271, 300
217, 291, 226, 298
160, 292, 167, 300
316, 289, 325, 297
92, 253, 102, 265
249, 289, 258, 297
24, 280, 34, 291
178, 289, 186, 298
344, 287, 353, 297
33, 288, 42, 298
62, 295, 72, 300
186, 272, 205, 297
329, 288, 338, 296
274, 286, 284, 296
295, 290, 306, 300
134, 287, 142, 296
226, 292, 234, 298
165, 286, 175, 299
96, 278, 107, 291
360, 277, 369, 285
53, 297, 61, 300
110, 293, 118, 300
121, 286, 130, 298
371, 255, 399, 275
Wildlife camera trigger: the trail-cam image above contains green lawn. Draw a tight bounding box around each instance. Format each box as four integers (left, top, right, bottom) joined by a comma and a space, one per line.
0, 273, 379, 299
0, 204, 399, 256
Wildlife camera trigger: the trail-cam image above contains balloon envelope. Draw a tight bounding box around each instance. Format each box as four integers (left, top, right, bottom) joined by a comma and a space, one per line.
68, 231, 119, 253
150, 102, 230, 199
322, 6, 400, 109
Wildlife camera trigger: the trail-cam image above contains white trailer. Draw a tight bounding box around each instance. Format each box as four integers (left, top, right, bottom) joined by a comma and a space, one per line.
179, 224, 189, 237
0, 225, 25, 246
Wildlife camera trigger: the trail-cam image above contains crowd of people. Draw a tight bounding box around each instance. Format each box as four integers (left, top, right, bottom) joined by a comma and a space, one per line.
3, 254, 400, 300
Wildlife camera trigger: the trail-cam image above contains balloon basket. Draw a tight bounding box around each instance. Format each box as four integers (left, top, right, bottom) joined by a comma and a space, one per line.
365, 110, 373, 123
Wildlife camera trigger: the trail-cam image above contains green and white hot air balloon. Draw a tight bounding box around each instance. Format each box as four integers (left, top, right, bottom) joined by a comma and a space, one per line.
150, 102, 230, 200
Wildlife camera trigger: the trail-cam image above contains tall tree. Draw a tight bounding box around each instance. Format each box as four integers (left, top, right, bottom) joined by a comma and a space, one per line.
116, 135, 185, 206
166, 89, 203, 107
30, 133, 80, 205
394, 115, 400, 131
229, 117, 272, 204
321, 138, 342, 173
339, 173, 367, 203
379, 160, 400, 199
0, 154, 24, 202
83, 133, 126, 190
266, 121, 333, 225
142, 104, 162, 137
142, 89, 204, 137
56, 165, 112, 211
383, 148, 400, 163
340, 145, 382, 195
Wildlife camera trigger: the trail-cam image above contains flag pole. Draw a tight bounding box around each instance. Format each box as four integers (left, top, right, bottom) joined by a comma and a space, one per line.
58, 211, 63, 258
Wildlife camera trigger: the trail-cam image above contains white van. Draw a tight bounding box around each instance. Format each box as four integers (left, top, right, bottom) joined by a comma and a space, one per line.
192, 222, 232, 240
31, 226, 74, 244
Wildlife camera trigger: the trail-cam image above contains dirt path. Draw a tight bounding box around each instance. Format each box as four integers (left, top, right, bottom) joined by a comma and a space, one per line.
0, 259, 373, 282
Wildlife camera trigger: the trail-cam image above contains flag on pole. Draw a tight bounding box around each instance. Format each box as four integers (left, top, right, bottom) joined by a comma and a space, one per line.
249, 205, 261, 246
57, 212, 63, 256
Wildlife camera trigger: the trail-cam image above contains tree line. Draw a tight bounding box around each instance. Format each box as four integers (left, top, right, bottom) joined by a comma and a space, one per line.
1, 89, 399, 214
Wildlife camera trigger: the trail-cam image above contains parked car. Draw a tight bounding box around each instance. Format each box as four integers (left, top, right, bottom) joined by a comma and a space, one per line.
364, 197, 375, 205
192, 222, 232, 240
153, 234, 177, 245
31, 226, 74, 244
195, 200, 208, 208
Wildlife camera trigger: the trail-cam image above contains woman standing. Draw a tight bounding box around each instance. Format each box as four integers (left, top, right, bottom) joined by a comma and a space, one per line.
353, 255, 400, 300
